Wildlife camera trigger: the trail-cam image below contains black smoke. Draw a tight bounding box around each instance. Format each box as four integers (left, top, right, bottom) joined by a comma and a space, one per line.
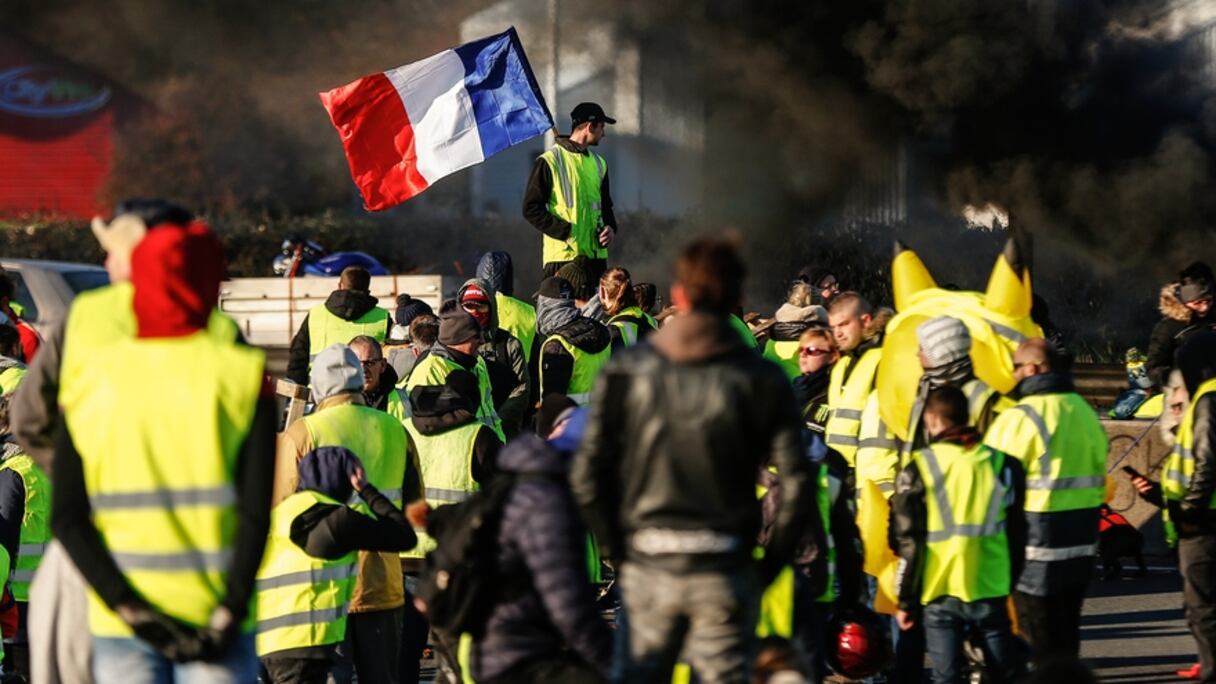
7, 0, 1216, 347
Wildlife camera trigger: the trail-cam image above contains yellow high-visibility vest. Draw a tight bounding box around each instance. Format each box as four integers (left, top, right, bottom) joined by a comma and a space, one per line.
539, 145, 607, 264
65, 332, 264, 637
539, 334, 611, 405
496, 293, 537, 363
1164, 377, 1216, 509
399, 421, 481, 559
913, 443, 1011, 604
305, 304, 389, 362
255, 490, 358, 656
59, 282, 239, 413
825, 347, 882, 465
0, 449, 51, 602
302, 403, 407, 511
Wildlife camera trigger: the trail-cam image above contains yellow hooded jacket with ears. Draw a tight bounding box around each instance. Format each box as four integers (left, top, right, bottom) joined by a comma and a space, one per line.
877, 240, 1042, 442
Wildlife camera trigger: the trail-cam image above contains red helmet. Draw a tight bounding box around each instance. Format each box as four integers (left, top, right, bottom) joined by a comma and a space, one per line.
826, 607, 894, 678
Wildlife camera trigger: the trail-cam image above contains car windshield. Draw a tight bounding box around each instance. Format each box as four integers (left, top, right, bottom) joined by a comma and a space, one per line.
62, 270, 110, 294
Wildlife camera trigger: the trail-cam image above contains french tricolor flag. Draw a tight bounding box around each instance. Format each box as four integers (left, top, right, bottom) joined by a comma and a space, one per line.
320, 28, 553, 211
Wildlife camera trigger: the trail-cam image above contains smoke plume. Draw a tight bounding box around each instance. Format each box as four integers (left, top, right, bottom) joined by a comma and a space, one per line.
7, 0, 1216, 349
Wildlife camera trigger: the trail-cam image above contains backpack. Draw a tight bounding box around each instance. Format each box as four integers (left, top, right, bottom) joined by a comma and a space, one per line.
414, 473, 526, 638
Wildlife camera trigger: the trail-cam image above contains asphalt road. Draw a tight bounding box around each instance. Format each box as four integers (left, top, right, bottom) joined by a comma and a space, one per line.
1081, 561, 1196, 683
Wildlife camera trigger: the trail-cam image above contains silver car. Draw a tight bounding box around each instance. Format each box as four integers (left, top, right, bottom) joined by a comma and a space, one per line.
0, 259, 109, 335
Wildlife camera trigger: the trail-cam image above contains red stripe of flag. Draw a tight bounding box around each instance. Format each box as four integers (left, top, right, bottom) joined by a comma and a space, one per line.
319, 73, 429, 211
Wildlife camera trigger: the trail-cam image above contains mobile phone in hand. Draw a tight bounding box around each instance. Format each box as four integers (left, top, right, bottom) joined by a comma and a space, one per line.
1121, 465, 1142, 479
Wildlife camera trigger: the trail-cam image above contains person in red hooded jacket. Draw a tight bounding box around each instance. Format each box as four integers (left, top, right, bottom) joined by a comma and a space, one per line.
51, 218, 276, 684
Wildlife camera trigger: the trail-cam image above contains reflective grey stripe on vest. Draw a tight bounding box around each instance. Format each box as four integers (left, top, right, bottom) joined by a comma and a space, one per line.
859, 438, 899, 450
257, 564, 355, 591
967, 381, 991, 411
348, 488, 404, 506
258, 604, 349, 633
1026, 474, 1104, 491
1167, 467, 1189, 487
1009, 404, 1053, 489
425, 487, 472, 503
91, 486, 236, 510
983, 319, 1027, 344
18, 543, 45, 557
1009, 404, 1103, 493
11, 570, 35, 583
826, 434, 859, 447
919, 447, 1006, 543
113, 549, 233, 572
832, 408, 863, 421
1025, 543, 1096, 561
551, 148, 574, 210
593, 154, 605, 180
569, 392, 592, 405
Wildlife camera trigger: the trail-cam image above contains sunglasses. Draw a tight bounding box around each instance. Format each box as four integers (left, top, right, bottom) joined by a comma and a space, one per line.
800, 347, 831, 357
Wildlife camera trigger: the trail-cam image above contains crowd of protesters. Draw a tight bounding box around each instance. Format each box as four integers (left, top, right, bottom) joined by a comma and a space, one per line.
0, 101, 1207, 684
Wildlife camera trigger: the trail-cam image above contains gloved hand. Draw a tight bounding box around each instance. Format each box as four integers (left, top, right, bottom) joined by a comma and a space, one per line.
194, 605, 241, 662
115, 601, 205, 662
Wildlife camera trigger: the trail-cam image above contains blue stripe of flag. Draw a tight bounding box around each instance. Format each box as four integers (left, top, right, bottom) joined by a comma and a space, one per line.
454, 27, 554, 161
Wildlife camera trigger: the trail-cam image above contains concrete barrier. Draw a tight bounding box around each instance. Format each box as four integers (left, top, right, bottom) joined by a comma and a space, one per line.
1103, 418, 1173, 554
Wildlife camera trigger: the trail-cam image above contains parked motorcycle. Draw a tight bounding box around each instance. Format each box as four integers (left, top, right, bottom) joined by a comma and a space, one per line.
272, 236, 389, 277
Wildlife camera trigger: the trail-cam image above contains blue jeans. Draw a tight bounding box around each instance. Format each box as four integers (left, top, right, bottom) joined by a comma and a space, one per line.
92, 634, 257, 684
922, 597, 1019, 684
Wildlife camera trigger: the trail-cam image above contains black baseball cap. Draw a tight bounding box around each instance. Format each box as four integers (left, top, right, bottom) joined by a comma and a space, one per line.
571, 102, 616, 127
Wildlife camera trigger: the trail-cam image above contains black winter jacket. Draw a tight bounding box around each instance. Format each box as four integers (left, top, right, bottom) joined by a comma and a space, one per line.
521, 137, 617, 246
286, 290, 391, 384
570, 312, 813, 580
469, 435, 612, 681
535, 317, 611, 400
1147, 283, 1216, 390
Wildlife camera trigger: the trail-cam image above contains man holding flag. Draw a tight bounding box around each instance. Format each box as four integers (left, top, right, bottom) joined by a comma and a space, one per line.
523, 103, 619, 282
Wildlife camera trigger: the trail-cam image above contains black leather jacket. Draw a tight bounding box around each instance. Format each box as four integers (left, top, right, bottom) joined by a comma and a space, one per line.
570, 312, 813, 579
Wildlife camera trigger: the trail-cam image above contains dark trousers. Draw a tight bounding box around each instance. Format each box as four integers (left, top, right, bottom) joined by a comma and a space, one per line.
892, 619, 928, 684
262, 655, 332, 684
480, 653, 603, 684
330, 607, 404, 684
399, 575, 429, 684
1012, 587, 1086, 665
923, 596, 1020, 684
1180, 531, 1216, 683
6, 601, 30, 680
790, 576, 830, 683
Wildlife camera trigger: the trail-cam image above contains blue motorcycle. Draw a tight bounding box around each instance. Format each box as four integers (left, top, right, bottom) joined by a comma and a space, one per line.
272, 237, 389, 277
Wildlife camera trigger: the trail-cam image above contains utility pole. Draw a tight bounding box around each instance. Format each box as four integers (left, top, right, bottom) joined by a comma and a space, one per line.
545, 0, 559, 148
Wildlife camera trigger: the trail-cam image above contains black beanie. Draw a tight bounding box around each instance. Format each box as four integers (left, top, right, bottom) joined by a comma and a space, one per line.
438, 308, 480, 345
395, 294, 434, 327
555, 261, 594, 300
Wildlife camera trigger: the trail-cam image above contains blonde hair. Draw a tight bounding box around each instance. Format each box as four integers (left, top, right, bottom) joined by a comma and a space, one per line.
798, 327, 835, 349
786, 281, 814, 308
599, 266, 637, 317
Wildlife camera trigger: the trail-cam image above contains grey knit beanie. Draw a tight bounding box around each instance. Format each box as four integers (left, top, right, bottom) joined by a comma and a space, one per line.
310, 344, 364, 401
917, 316, 971, 368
